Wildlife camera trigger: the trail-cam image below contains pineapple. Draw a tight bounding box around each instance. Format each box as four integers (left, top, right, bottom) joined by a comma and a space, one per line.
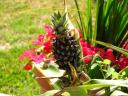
52, 12, 82, 86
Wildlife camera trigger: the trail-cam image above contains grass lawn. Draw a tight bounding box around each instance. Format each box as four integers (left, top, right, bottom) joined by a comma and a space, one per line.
0, 0, 85, 95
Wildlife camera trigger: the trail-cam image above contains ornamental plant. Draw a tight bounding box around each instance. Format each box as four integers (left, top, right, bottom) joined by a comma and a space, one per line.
19, 0, 128, 96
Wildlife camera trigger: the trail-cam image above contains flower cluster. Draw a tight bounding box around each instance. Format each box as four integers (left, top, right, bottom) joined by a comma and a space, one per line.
19, 25, 56, 70
19, 25, 128, 70
80, 38, 128, 69
80, 38, 116, 63
115, 58, 128, 69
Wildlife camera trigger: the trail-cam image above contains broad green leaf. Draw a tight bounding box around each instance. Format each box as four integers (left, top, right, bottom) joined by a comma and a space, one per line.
105, 68, 115, 78
111, 72, 119, 79
88, 54, 104, 79
64, 86, 87, 96
64, 79, 128, 96
119, 66, 128, 78
90, 63, 98, 70
90, 79, 128, 87
88, 65, 104, 79
61, 92, 71, 96
64, 83, 111, 96
42, 62, 65, 78
40, 90, 60, 96
40, 90, 70, 96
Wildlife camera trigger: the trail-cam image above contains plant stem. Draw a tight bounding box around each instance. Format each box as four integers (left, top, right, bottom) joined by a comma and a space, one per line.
105, 87, 110, 96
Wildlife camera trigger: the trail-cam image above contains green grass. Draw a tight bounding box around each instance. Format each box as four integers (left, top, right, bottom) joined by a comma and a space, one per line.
0, 0, 85, 95
1, 0, 127, 95
0, 47, 41, 96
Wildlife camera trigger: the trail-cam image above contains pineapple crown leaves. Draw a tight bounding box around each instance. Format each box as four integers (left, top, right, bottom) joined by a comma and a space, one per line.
52, 11, 80, 40
52, 11, 69, 35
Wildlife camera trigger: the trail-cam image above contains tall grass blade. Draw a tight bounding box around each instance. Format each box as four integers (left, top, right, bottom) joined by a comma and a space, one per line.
95, 40, 128, 56
87, 0, 93, 44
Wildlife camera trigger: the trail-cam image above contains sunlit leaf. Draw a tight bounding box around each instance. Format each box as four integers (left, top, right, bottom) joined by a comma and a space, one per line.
40, 90, 60, 96
90, 79, 128, 87
95, 40, 128, 56
111, 90, 128, 96
105, 68, 115, 78
103, 59, 111, 65
119, 66, 128, 78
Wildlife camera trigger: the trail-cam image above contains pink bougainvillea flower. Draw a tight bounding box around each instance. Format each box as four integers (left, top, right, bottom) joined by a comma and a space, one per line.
80, 38, 116, 63
103, 49, 116, 63
19, 49, 45, 64
99, 49, 106, 57
24, 63, 32, 71
80, 38, 91, 48
116, 58, 128, 70
43, 40, 53, 53
32, 34, 44, 45
82, 47, 95, 56
80, 39, 95, 57
45, 25, 56, 39
18, 49, 36, 60
91, 47, 106, 57
38, 35, 44, 42
32, 54, 45, 64
83, 57, 92, 64
45, 25, 53, 33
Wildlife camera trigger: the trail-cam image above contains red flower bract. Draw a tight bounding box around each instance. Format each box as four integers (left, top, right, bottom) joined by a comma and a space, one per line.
82, 47, 95, 56
103, 49, 116, 63
116, 58, 128, 70
32, 35, 44, 45
18, 49, 36, 60
24, 64, 32, 70
19, 49, 45, 64
80, 38, 91, 48
45, 25, 56, 39
83, 57, 92, 64
33, 54, 45, 64
80, 38, 116, 63
43, 40, 53, 53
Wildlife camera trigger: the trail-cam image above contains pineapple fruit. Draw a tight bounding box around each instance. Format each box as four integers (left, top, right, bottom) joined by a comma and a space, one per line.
52, 12, 82, 86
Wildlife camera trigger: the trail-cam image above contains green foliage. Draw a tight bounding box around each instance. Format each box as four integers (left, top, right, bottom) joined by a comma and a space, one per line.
87, 54, 104, 79
87, 54, 118, 79
119, 66, 128, 78
74, 0, 128, 56
40, 90, 60, 96
42, 78, 128, 96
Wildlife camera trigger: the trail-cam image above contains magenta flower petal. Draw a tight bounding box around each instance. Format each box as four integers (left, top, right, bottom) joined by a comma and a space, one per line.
32, 35, 44, 45
18, 49, 35, 60
83, 57, 92, 64
116, 58, 128, 69
32, 54, 45, 64
45, 25, 56, 39
104, 49, 116, 62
